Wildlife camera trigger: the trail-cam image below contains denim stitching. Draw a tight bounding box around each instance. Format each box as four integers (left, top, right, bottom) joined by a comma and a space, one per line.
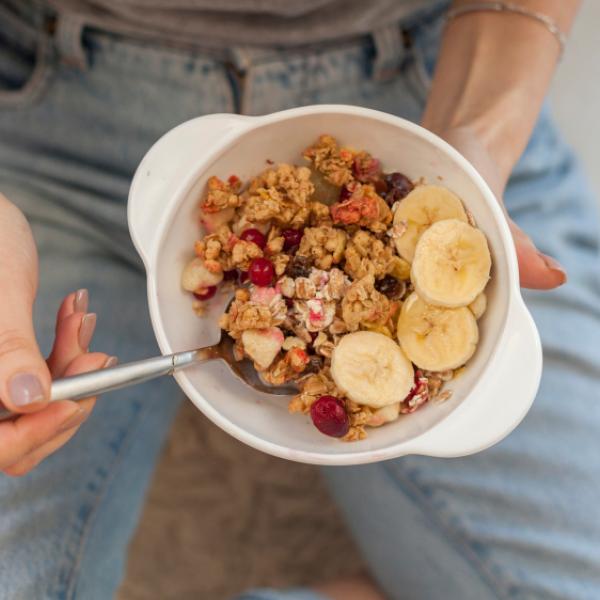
380, 460, 515, 599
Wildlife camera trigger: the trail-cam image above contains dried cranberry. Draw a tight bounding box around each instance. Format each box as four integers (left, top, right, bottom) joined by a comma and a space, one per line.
194, 286, 217, 301
285, 255, 313, 279
375, 275, 401, 298
339, 186, 352, 202
248, 257, 274, 286
239, 271, 249, 284
383, 172, 414, 206
240, 228, 266, 249
223, 269, 238, 281
282, 228, 303, 251
285, 297, 294, 308
310, 395, 350, 438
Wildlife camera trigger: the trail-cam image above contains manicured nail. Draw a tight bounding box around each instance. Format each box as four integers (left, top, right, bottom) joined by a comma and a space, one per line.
8, 373, 45, 407
58, 407, 88, 434
103, 356, 118, 368
78, 313, 97, 350
73, 289, 89, 313
538, 252, 567, 281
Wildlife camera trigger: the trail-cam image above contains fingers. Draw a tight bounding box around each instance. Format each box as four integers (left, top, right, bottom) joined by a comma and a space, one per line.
2, 352, 112, 476
509, 220, 567, 289
55, 289, 88, 331
0, 195, 50, 413
0, 400, 87, 471
47, 309, 97, 377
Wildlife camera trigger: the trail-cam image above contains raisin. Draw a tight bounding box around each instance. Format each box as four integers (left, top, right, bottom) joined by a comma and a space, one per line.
383, 172, 414, 206
375, 275, 401, 298
304, 354, 324, 374
286, 255, 313, 278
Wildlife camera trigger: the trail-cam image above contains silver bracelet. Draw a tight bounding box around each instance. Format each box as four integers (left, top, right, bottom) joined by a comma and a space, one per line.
446, 2, 567, 58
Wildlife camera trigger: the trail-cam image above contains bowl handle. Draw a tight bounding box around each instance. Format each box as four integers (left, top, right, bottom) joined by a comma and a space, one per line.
127, 114, 253, 266
405, 296, 542, 458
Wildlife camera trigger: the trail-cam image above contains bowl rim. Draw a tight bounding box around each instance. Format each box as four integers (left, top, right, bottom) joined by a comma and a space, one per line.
130, 104, 531, 465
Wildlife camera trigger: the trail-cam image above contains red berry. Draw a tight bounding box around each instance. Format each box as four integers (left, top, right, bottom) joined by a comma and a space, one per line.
240, 228, 266, 249
310, 395, 349, 438
339, 186, 352, 202
194, 286, 217, 300
282, 228, 303, 251
248, 257, 274, 287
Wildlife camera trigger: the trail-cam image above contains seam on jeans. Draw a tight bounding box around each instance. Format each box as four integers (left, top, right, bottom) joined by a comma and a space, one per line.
47, 400, 147, 599
380, 461, 512, 599
0, 34, 55, 108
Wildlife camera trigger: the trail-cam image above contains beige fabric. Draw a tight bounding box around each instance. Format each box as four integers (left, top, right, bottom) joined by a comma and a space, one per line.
45, 0, 436, 48
118, 401, 363, 599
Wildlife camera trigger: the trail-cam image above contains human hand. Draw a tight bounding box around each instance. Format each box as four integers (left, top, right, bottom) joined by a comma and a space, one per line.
429, 125, 567, 289
419, 2, 576, 290
0, 193, 113, 476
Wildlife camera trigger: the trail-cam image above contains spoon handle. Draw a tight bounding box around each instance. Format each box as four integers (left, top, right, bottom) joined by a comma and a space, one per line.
0, 349, 213, 423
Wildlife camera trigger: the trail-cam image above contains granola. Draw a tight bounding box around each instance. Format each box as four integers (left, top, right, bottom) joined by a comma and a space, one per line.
181, 135, 482, 442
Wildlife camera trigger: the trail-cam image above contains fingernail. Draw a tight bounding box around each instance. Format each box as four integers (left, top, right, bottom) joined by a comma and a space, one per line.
103, 356, 118, 368
78, 313, 97, 350
8, 373, 45, 407
538, 252, 567, 280
58, 407, 88, 434
73, 289, 89, 313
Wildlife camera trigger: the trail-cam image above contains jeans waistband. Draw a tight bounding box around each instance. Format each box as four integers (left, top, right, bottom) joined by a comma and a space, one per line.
7, 1, 449, 77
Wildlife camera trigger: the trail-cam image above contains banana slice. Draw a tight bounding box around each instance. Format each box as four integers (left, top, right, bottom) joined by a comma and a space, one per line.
331, 331, 414, 408
469, 293, 487, 320
393, 185, 468, 262
397, 292, 478, 371
412, 219, 491, 308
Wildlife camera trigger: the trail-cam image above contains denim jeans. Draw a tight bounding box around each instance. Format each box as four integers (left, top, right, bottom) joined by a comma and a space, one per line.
1, 3, 600, 600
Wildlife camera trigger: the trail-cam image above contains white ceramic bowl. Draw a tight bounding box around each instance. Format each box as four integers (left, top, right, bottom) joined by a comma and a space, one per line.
128, 105, 542, 465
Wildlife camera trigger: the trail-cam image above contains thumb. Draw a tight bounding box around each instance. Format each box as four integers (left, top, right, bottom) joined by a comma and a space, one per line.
0, 197, 50, 413
509, 219, 567, 290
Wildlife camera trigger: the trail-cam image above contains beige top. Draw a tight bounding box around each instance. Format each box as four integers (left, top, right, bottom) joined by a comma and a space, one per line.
45, 0, 438, 49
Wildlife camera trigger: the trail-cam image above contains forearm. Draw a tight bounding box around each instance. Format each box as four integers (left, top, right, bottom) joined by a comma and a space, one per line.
422, 0, 580, 186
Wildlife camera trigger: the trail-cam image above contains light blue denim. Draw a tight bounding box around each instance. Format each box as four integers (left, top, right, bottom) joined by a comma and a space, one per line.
1, 3, 600, 600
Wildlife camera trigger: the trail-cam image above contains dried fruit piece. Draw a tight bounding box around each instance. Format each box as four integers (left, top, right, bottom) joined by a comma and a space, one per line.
240, 228, 267, 249
374, 275, 402, 299
282, 228, 303, 251
286, 255, 313, 278
248, 257, 275, 287
383, 172, 414, 206
400, 370, 429, 414
194, 286, 217, 301
310, 395, 350, 438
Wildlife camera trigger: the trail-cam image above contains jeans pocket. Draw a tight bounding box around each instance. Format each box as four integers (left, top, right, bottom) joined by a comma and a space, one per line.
0, 6, 55, 108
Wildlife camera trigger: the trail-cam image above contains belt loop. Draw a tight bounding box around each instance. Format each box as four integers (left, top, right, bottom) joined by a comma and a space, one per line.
371, 22, 408, 82
55, 13, 87, 70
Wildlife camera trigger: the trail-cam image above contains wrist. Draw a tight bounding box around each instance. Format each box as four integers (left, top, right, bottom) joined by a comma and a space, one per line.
422, 101, 526, 187
421, 6, 566, 183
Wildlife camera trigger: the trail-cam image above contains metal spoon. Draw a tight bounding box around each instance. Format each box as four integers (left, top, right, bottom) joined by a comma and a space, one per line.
0, 330, 298, 423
